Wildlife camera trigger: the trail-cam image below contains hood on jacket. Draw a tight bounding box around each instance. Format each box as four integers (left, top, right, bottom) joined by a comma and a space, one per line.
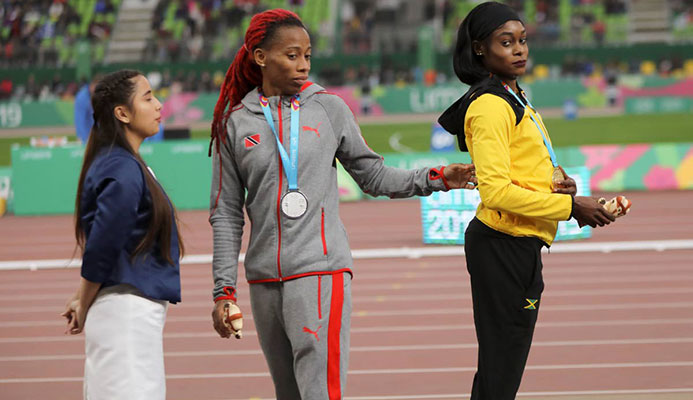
438, 75, 525, 152
240, 81, 326, 115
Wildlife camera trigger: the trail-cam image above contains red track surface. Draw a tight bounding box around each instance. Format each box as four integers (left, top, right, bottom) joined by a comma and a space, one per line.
1, 191, 692, 399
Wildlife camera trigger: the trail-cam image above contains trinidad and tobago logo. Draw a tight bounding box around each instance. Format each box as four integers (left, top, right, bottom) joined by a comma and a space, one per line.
259, 95, 269, 107
244, 134, 261, 149
291, 95, 300, 111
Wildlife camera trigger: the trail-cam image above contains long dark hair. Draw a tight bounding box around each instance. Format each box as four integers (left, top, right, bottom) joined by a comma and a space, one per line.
209, 9, 305, 155
74, 69, 184, 264
453, 1, 522, 85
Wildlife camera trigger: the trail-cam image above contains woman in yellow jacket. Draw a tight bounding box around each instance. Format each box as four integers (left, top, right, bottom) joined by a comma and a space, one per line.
438, 2, 615, 399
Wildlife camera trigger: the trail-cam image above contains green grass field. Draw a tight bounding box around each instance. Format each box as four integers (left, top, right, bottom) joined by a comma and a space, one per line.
0, 137, 30, 167
353, 112, 693, 153
1, 112, 691, 167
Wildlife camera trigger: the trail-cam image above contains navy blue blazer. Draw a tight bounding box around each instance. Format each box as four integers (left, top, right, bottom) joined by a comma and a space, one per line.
79, 146, 181, 303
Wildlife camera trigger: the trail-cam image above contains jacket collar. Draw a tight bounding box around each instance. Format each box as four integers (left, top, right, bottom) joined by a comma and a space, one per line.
240, 81, 325, 115
438, 75, 525, 152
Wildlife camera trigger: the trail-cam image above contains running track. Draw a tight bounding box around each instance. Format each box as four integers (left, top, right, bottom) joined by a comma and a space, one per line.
1, 190, 692, 400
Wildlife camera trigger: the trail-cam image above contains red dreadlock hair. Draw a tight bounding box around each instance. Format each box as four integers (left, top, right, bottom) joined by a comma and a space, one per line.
210, 9, 305, 156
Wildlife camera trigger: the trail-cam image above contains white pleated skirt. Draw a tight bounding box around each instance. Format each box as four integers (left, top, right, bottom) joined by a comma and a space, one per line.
83, 284, 168, 400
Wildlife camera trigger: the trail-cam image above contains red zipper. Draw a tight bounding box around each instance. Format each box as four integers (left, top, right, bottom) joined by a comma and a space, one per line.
275, 97, 284, 280
317, 275, 322, 319
321, 207, 327, 255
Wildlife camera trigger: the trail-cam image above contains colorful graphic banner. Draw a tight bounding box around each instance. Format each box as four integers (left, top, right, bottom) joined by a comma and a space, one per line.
571, 143, 693, 191
355, 144, 693, 194
9, 143, 693, 216
420, 167, 592, 245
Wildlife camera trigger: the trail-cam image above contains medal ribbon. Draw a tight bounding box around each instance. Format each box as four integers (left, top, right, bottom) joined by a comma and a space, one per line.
259, 93, 301, 191
502, 82, 558, 168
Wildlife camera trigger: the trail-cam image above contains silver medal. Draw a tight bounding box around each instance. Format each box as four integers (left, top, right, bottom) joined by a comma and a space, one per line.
281, 191, 308, 219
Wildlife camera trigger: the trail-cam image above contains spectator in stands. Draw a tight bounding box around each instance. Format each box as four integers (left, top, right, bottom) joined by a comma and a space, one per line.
183, 70, 198, 92
604, 67, 620, 106
207, 9, 476, 400
186, 24, 204, 60
199, 70, 215, 92
605, 0, 627, 14
24, 74, 40, 101
0, 78, 11, 100
592, 18, 606, 45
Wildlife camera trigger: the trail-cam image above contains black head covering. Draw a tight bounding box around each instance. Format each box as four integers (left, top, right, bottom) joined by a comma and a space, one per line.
468, 2, 522, 42
440, 2, 524, 152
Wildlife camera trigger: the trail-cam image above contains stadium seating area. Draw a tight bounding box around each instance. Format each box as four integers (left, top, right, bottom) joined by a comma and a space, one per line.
4, 0, 693, 68
338, 1, 631, 54
435, 0, 628, 48
1, 0, 120, 67
2, 0, 693, 102
145, 0, 332, 62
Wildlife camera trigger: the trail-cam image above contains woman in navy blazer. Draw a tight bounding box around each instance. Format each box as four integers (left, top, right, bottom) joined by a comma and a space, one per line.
62, 69, 183, 400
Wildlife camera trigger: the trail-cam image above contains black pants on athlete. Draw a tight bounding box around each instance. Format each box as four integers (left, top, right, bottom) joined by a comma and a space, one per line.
464, 217, 545, 400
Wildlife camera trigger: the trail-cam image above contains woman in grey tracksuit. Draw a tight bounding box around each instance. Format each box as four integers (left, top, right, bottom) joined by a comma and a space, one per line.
209, 9, 477, 400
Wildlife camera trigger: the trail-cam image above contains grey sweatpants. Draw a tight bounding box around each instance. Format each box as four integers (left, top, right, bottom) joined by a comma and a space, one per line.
249, 272, 352, 400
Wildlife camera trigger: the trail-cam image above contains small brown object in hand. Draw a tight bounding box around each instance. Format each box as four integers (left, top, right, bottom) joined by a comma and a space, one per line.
224, 302, 244, 339
598, 195, 632, 218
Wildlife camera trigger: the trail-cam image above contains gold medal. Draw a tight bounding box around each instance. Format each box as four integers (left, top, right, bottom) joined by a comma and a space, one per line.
551, 166, 564, 190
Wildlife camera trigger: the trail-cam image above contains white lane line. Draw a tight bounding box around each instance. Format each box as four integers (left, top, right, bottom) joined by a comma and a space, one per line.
515, 388, 693, 397
341, 388, 693, 400
5, 288, 693, 326
4, 297, 693, 315
5, 294, 693, 317
3, 362, 693, 383
355, 282, 693, 293
347, 317, 693, 333
3, 337, 693, 362
174, 388, 693, 400
2, 318, 692, 343
4, 271, 693, 295
5, 283, 693, 303
2, 254, 691, 288
6, 290, 693, 327
1, 254, 691, 291
1, 239, 692, 270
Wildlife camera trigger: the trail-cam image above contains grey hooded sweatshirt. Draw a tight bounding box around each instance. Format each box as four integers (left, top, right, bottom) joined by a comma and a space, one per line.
210, 82, 450, 302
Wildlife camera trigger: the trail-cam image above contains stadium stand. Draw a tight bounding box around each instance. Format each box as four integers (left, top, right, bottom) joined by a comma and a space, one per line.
144, 0, 333, 63
2, 0, 693, 101
1, 0, 119, 67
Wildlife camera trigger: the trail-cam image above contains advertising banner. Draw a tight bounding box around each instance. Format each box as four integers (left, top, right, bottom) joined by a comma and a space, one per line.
5, 78, 693, 129
9, 144, 693, 216
11, 141, 211, 215
0, 101, 74, 129
625, 97, 693, 114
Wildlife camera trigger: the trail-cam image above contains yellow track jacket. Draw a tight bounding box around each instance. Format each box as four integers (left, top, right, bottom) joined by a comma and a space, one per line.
464, 93, 572, 245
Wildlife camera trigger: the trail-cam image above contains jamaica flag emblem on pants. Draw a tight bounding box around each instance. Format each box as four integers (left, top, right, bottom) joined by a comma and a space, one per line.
524, 299, 538, 310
